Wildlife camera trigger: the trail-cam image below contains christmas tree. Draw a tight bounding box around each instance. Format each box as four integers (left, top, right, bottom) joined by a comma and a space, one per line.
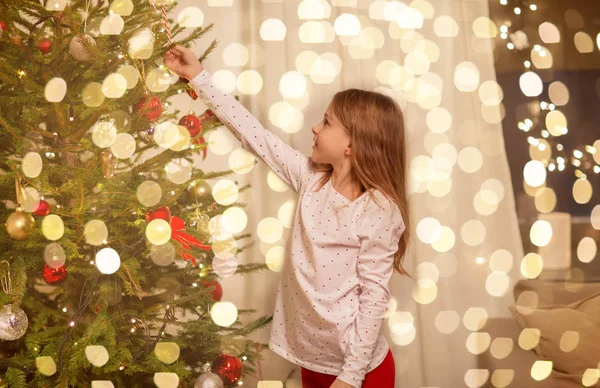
0, 1, 272, 386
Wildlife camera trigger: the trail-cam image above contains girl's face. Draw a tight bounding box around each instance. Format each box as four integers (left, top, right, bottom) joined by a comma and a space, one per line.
311, 102, 351, 165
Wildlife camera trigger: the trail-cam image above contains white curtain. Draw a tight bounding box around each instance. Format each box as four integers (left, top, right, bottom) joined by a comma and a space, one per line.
169, 0, 524, 386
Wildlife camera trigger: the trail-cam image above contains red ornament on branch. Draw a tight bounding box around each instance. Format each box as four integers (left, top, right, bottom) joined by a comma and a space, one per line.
178, 77, 198, 100
137, 95, 163, 121
38, 38, 53, 54
169, 216, 211, 266
203, 110, 214, 120
211, 353, 243, 386
43, 264, 68, 285
178, 114, 202, 137
191, 136, 208, 160
145, 206, 171, 222
199, 278, 222, 301
144, 208, 211, 266
34, 199, 50, 217
186, 89, 198, 100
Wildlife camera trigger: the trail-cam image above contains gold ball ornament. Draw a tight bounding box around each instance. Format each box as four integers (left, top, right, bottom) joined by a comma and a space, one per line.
69, 34, 96, 61
6, 208, 35, 240
182, 181, 213, 205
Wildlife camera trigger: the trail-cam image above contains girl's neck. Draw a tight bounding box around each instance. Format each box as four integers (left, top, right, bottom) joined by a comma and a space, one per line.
330, 171, 364, 201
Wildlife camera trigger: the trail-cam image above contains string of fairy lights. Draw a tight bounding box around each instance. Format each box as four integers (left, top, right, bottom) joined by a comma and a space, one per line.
495, 0, 600, 188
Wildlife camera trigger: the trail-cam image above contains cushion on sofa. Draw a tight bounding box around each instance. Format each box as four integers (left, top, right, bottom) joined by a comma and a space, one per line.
508, 291, 600, 376
514, 278, 600, 306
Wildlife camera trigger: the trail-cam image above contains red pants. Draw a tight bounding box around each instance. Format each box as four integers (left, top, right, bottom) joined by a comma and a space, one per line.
301, 349, 395, 388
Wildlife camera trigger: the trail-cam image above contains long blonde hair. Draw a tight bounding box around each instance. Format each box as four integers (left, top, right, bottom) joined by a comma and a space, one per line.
310, 89, 412, 279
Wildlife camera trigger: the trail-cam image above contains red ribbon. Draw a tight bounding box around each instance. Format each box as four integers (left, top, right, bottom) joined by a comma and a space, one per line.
169, 216, 211, 266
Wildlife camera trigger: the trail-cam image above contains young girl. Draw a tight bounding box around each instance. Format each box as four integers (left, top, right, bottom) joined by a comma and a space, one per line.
165, 45, 411, 388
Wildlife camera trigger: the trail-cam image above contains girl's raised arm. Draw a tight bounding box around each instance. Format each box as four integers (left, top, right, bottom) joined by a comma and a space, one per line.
189, 70, 311, 193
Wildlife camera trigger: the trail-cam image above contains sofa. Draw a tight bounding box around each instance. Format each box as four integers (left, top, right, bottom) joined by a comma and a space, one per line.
478, 277, 600, 388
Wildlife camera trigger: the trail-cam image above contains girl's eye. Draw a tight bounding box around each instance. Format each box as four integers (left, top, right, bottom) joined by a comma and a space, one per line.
323, 119, 328, 125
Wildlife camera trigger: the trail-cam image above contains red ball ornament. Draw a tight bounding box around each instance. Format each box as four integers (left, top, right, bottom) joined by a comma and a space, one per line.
145, 206, 171, 223
199, 278, 222, 301
178, 114, 202, 137
0, 21, 5, 31
211, 353, 243, 385
137, 96, 163, 121
38, 38, 53, 54
34, 199, 50, 217
43, 264, 67, 285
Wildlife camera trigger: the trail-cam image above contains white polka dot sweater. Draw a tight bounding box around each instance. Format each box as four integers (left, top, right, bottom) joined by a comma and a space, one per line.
190, 70, 406, 388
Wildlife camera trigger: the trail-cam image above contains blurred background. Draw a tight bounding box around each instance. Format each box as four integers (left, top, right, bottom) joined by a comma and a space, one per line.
164, 0, 600, 387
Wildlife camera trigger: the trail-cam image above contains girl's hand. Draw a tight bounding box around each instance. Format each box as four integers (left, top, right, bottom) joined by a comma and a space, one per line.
330, 378, 354, 388
164, 45, 204, 80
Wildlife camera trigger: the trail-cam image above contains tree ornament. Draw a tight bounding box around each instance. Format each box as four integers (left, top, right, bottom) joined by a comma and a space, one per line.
183, 181, 213, 205
211, 353, 243, 386
191, 136, 208, 160
101, 149, 115, 178
179, 77, 198, 100
193, 213, 210, 238
69, 34, 96, 61
0, 21, 5, 38
6, 177, 35, 240
7, 178, 36, 240
0, 262, 29, 341
179, 114, 202, 137
42, 263, 67, 285
0, 304, 28, 341
194, 362, 224, 388
137, 95, 163, 121
169, 216, 212, 266
38, 37, 53, 54
34, 199, 50, 217
199, 278, 222, 301
187, 89, 198, 100
139, 127, 155, 143
203, 110, 215, 120
6, 208, 35, 240
146, 206, 171, 222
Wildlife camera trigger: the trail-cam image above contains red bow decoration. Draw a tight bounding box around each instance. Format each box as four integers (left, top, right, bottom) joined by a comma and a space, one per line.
192, 136, 208, 160
169, 215, 211, 266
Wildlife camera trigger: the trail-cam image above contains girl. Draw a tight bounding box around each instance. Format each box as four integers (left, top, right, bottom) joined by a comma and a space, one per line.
165, 45, 411, 388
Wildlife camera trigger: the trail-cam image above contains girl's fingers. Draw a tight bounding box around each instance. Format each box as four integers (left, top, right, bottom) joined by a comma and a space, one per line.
172, 45, 187, 55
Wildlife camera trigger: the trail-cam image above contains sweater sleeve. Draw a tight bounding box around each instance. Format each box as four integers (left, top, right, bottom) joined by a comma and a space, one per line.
337, 197, 405, 388
189, 69, 310, 193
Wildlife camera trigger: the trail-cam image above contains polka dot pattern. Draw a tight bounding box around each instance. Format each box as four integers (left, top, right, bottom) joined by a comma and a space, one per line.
190, 70, 310, 192
190, 69, 405, 388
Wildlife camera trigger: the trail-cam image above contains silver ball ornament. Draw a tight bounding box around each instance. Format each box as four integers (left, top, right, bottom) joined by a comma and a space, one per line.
69, 34, 96, 61
193, 371, 224, 388
0, 304, 29, 340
